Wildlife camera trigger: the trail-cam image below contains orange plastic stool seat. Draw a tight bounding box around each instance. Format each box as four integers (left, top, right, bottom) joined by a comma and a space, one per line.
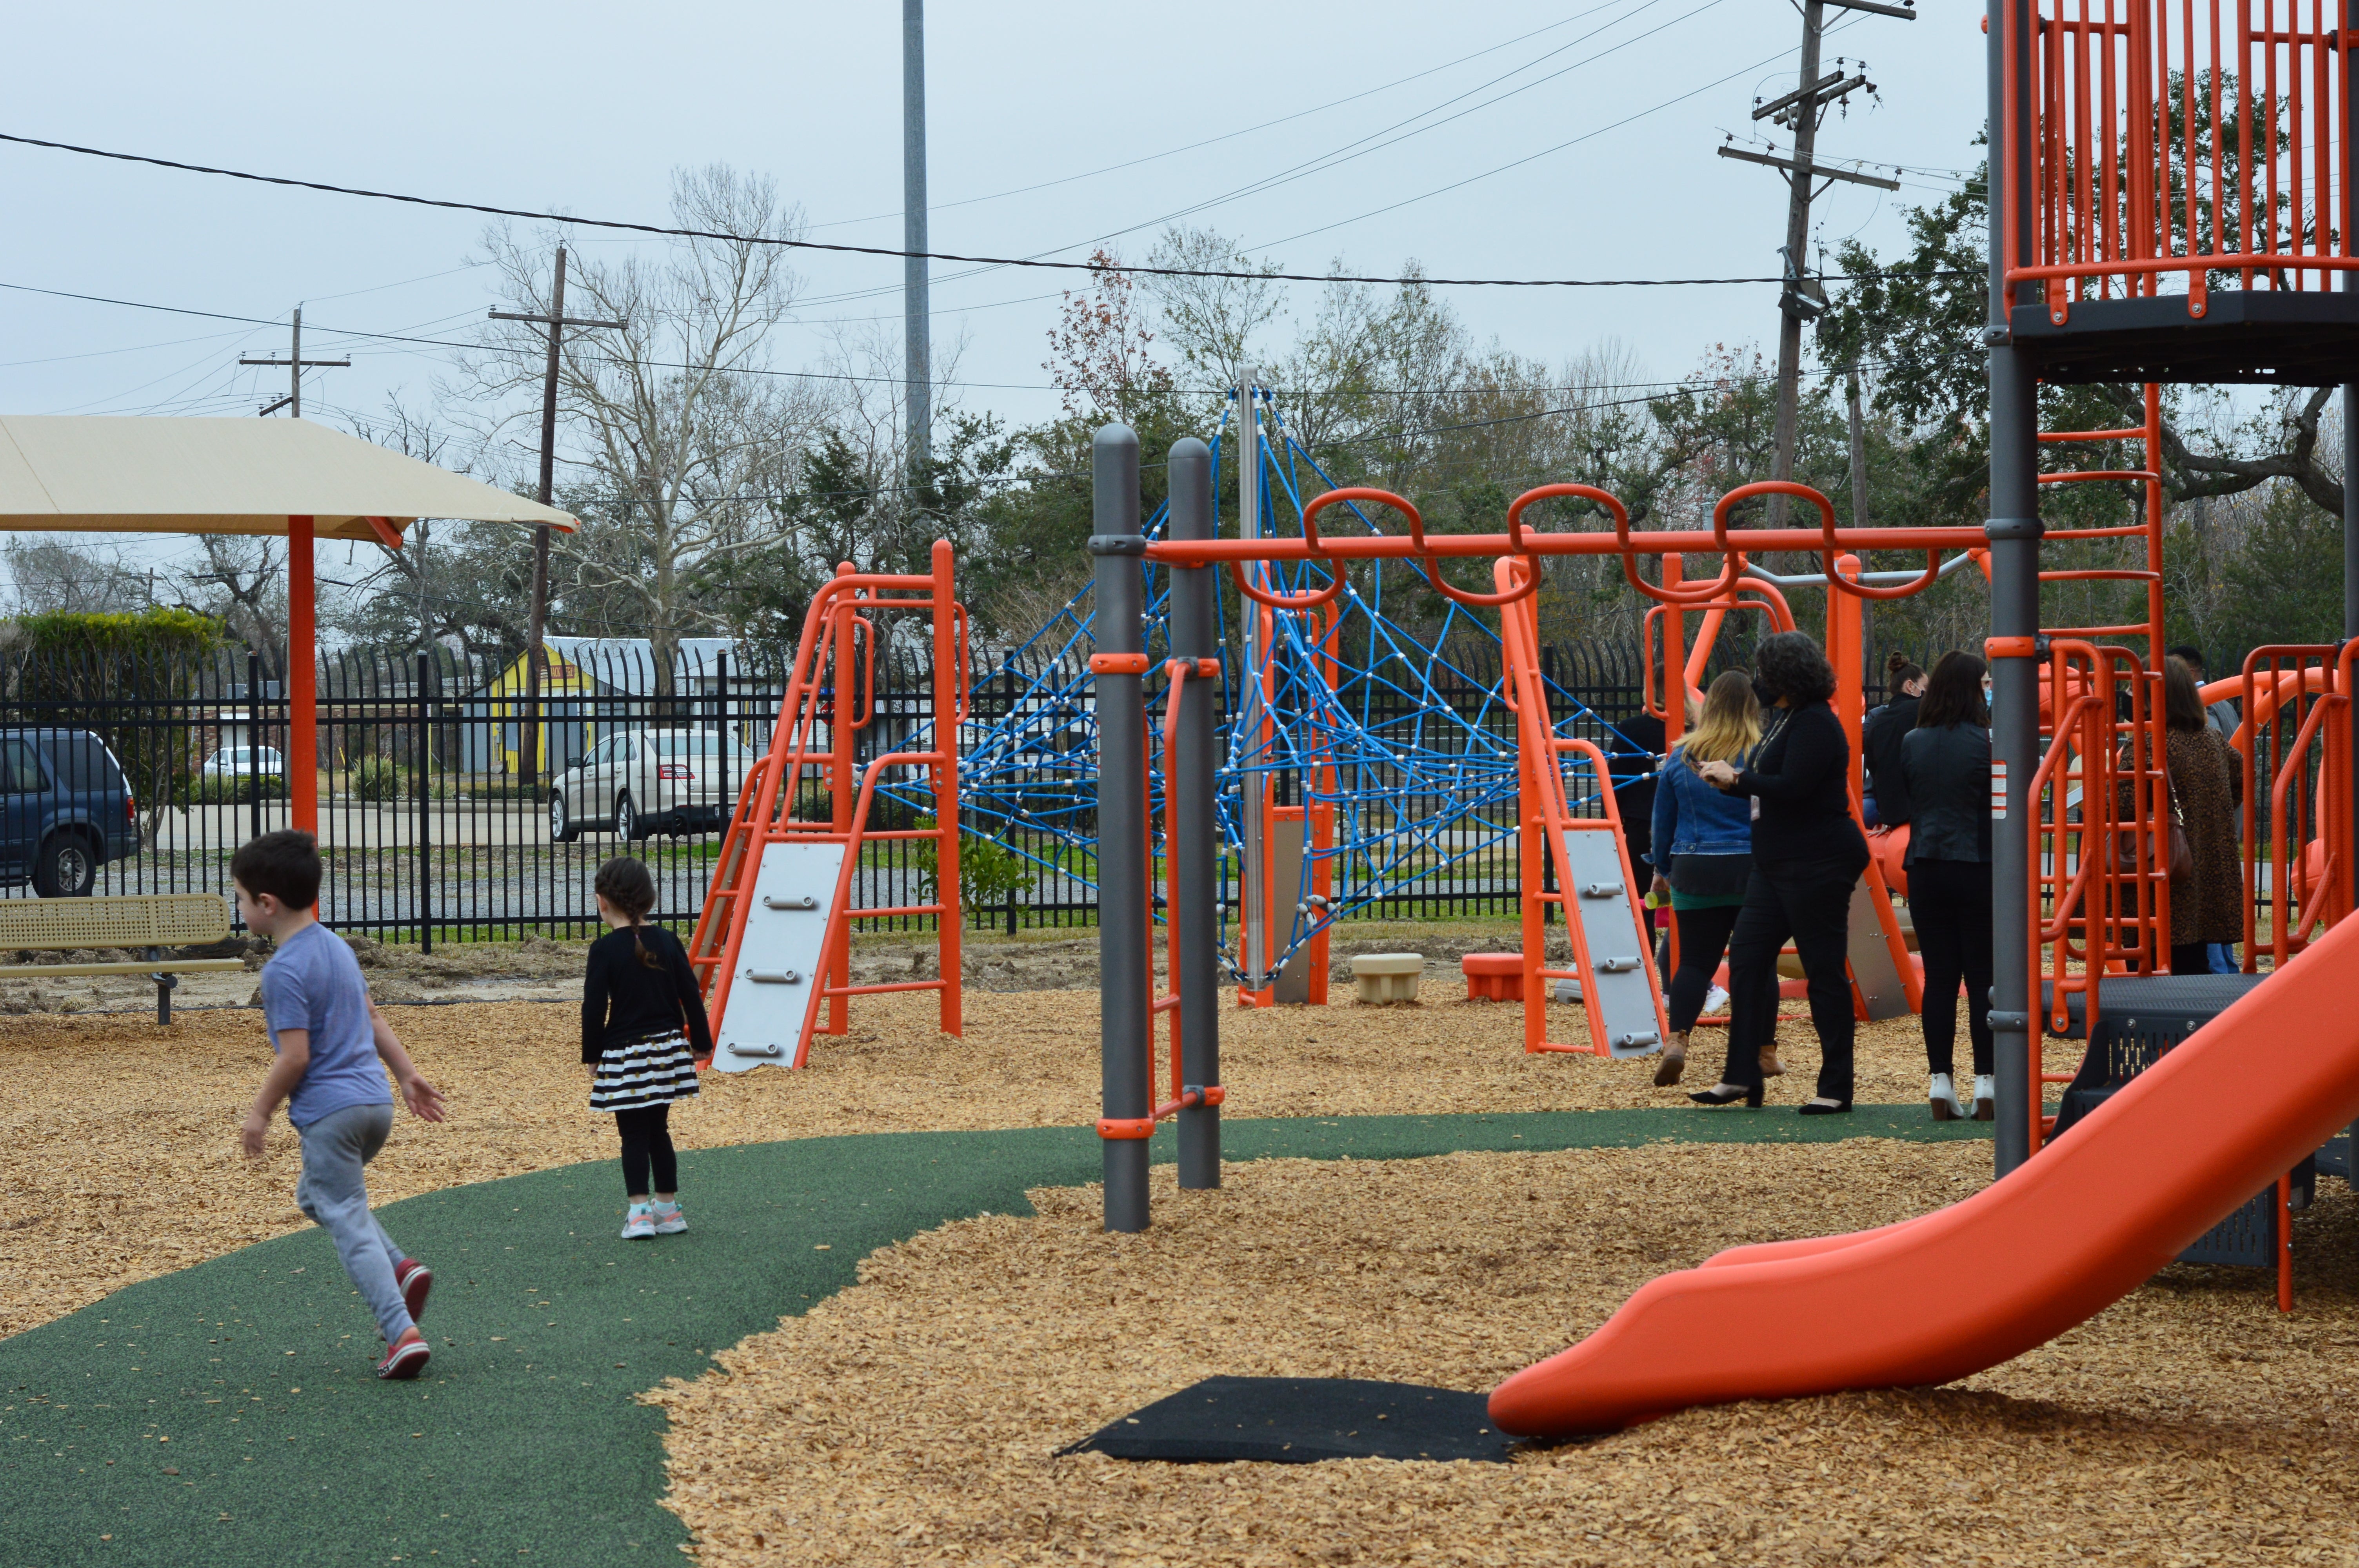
1463, 953, 1523, 1002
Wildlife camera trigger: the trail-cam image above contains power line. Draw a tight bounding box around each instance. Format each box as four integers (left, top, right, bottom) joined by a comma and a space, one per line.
0, 128, 1924, 292
799, 0, 1664, 232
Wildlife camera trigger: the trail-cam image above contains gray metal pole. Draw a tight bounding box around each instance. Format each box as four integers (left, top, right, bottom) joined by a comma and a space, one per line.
1235, 370, 1267, 993
1092, 423, 1150, 1232
903, 0, 932, 476
1986, 0, 2042, 1180
289, 306, 302, 421
2344, 385, 2357, 639
1168, 437, 1222, 1190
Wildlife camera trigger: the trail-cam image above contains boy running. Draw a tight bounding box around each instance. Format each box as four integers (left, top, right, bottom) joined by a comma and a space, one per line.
233, 829, 446, 1379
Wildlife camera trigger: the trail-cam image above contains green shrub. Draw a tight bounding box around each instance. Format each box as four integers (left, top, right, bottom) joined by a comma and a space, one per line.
177, 773, 285, 806
351, 757, 405, 801
912, 816, 1037, 913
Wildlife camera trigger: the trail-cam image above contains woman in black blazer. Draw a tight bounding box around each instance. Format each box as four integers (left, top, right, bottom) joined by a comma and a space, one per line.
1692, 632, 1871, 1113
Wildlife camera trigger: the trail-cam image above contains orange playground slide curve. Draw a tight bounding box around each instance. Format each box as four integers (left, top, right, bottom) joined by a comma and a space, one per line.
1489, 909, 2359, 1437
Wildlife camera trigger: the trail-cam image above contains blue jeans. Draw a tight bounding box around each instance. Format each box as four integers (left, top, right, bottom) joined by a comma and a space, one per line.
2206, 941, 2237, 974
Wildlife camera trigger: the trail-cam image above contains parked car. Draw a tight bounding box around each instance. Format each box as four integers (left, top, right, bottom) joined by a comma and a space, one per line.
200, 745, 286, 778
548, 728, 756, 843
0, 728, 138, 895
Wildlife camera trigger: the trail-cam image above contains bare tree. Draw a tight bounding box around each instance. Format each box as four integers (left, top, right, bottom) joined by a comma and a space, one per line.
177, 537, 286, 670
1140, 226, 1283, 398
462, 165, 830, 677
4, 538, 152, 615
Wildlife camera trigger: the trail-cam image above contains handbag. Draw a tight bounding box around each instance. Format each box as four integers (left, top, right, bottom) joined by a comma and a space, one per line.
2165, 776, 2193, 885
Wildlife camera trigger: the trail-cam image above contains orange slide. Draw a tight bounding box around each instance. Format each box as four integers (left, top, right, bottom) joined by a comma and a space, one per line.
1489, 909, 2359, 1437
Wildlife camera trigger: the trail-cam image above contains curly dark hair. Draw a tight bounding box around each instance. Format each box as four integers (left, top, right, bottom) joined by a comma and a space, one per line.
1754, 631, 1837, 706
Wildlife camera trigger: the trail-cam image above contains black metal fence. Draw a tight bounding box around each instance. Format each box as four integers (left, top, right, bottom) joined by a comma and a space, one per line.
0, 632, 1910, 942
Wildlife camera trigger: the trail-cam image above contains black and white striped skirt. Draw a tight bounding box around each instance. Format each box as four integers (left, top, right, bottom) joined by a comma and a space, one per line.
589, 1029, 702, 1112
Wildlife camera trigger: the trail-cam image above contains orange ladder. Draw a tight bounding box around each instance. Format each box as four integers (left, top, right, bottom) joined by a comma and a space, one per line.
689, 540, 967, 1069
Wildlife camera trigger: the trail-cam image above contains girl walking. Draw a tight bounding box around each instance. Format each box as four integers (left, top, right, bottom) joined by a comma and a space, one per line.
583, 857, 711, 1239
1646, 671, 1762, 1087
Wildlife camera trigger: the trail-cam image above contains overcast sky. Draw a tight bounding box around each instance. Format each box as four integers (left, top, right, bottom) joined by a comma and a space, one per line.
0, 0, 1984, 578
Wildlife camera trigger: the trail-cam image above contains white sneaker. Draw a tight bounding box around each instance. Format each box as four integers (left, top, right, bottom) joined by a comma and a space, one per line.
1972, 1074, 1997, 1122
621, 1203, 656, 1240
1701, 984, 1730, 1015
1928, 1073, 1966, 1121
650, 1200, 687, 1236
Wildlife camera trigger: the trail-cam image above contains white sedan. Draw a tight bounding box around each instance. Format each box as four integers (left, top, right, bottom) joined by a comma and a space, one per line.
200, 745, 286, 778
549, 728, 755, 842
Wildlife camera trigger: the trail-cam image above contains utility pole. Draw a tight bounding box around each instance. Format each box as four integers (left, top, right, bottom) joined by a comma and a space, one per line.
903, 0, 932, 484
1716, 0, 1910, 525
488, 247, 624, 788
240, 305, 349, 417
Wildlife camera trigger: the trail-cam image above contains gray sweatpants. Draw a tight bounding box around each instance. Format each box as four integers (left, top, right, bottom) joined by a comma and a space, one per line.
294, 1102, 412, 1341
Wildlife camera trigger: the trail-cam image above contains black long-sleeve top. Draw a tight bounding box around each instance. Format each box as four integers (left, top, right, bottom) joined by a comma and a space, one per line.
581, 924, 714, 1063
1862, 694, 1919, 825
1730, 700, 1871, 866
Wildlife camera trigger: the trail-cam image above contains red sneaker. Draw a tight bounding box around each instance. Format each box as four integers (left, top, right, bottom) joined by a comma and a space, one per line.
394, 1259, 432, 1324
376, 1327, 431, 1381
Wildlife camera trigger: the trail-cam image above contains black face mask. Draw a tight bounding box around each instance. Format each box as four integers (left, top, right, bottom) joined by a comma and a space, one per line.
1752, 677, 1777, 709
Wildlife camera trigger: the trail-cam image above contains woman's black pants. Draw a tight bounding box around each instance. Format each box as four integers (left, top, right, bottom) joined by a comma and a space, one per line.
1720, 853, 1867, 1101
614, 1103, 677, 1196
1667, 903, 1743, 1033
1908, 858, 1993, 1077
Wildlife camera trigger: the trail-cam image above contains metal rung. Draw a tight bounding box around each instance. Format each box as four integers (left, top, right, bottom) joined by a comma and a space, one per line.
1615, 1031, 1663, 1049
746, 969, 804, 984
1579, 881, 1626, 898
1597, 956, 1642, 973
763, 894, 821, 910
731, 1042, 784, 1058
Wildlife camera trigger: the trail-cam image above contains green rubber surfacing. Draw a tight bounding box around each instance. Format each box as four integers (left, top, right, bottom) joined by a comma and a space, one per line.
0, 1109, 1988, 1566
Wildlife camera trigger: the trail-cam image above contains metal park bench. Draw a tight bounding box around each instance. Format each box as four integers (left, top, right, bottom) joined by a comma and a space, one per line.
0, 894, 245, 1023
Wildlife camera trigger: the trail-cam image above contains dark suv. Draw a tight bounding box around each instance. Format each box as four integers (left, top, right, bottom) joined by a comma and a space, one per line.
0, 729, 138, 896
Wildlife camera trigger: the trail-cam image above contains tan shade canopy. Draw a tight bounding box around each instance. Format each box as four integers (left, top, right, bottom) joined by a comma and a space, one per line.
0, 415, 578, 545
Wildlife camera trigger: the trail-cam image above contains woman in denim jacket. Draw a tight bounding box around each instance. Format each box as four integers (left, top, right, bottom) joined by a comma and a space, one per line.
1647, 671, 1762, 1086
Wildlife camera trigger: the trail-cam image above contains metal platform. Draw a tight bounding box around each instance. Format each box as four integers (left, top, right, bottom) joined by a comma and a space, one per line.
2038, 973, 2267, 1040
2010, 292, 2359, 387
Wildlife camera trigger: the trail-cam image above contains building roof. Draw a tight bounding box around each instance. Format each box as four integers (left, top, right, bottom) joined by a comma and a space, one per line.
0, 416, 578, 545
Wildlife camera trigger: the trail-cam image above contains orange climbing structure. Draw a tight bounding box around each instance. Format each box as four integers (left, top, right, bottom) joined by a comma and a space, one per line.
689, 541, 967, 1071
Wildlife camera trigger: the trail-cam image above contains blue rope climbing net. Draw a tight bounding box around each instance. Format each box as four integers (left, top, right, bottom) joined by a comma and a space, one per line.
889, 392, 1654, 987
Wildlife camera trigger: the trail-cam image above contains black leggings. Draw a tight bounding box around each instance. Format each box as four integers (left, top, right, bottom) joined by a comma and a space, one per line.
1909, 859, 1994, 1077
614, 1104, 677, 1196
1721, 854, 1867, 1101
1666, 903, 1743, 1032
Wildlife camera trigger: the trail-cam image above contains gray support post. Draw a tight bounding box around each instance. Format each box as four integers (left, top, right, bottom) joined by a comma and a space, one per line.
1168, 437, 1222, 1190
2344, 385, 2358, 640
903, 0, 932, 474
1986, 0, 2042, 1180
1091, 423, 1151, 1232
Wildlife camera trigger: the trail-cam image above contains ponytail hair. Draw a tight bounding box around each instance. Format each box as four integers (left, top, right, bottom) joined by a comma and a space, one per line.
1886, 652, 1926, 692
594, 857, 666, 971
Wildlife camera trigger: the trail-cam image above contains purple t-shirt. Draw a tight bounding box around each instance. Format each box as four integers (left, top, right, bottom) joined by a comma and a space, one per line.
260, 922, 387, 1129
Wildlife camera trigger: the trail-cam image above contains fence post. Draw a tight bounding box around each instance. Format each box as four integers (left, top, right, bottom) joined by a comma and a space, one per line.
417, 651, 433, 954
1091, 421, 1150, 1234
247, 651, 263, 845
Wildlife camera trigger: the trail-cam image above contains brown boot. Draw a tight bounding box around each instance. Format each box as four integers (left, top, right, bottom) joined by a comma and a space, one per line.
1653, 1031, 1689, 1087
1758, 1042, 1786, 1078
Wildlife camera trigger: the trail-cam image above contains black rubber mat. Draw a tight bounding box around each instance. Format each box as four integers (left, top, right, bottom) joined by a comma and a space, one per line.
1062, 1376, 1518, 1463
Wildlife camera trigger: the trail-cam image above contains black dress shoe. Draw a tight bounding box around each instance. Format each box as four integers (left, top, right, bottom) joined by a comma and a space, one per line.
1689, 1083, 1765, 1107
1797, 1098, 1853, 1115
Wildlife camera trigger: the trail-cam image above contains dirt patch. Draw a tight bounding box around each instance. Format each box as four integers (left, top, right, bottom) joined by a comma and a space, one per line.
0, 979, 1961, 1340
650, 1144, 2359, 1567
